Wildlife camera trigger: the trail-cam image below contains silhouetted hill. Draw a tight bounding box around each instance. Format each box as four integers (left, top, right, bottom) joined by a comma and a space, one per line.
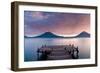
25, 31, 90, 38
34, 32, 63, 38
24, 35, 28, 38
76, 31, 90, 37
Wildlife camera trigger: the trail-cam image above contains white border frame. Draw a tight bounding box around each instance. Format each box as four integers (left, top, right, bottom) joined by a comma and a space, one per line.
18, 5, 96, 68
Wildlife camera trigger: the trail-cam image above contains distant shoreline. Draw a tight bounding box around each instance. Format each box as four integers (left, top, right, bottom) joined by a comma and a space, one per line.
24, 37, 90, 39
25, 31, 90, 38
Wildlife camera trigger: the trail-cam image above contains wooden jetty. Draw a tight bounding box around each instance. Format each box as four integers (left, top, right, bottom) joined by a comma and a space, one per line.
37, 45, 79, 60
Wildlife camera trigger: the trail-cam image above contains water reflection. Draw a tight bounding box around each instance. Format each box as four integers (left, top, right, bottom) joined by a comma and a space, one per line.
24, 38, 90, 62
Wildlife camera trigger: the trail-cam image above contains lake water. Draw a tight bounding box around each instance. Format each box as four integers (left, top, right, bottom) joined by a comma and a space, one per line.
24, 38, 90, 62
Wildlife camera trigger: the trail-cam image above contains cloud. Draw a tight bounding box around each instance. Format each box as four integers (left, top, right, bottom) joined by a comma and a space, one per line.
25, 11, 49, 21
24, 11, 90, 35
32, 12, 48, 20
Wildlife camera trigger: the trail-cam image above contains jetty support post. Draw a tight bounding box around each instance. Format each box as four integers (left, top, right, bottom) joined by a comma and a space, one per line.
37, 48, 40, 60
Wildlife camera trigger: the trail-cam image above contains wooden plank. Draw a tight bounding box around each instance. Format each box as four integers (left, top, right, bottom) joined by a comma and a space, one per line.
38, 45, 79, 60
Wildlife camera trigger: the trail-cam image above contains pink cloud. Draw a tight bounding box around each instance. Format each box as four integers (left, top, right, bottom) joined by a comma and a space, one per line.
32, 12, 48, 21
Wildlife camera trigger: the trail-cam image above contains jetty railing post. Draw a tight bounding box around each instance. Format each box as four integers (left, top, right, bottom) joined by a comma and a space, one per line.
76, 46, 79, 58
37, 48, 39, 60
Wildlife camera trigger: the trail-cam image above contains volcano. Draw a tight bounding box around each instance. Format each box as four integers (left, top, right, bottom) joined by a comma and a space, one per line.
25, 31, 90, 38
76, 31, 90, 37
34, 32, 64, 38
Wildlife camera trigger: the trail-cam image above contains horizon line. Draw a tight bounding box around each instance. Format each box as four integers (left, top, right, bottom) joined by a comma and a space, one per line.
25, 31, 90, 37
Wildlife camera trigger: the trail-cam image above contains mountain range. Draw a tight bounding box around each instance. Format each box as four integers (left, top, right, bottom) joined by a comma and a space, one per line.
25, 31, 90, 38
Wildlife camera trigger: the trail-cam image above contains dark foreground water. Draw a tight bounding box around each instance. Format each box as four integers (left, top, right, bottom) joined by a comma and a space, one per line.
24, 38, 90, 62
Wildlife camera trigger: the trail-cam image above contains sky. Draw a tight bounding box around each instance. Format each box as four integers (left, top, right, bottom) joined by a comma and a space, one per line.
24, 11, 90, 37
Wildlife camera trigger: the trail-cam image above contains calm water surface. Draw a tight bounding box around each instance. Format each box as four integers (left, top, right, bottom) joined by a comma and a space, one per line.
24, 38, 90, 61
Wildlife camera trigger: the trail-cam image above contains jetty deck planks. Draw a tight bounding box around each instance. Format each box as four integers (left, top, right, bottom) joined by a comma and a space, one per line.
37, 45, 79, 60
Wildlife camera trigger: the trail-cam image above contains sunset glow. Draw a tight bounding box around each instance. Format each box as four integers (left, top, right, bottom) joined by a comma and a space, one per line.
24, 11, 90, 36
